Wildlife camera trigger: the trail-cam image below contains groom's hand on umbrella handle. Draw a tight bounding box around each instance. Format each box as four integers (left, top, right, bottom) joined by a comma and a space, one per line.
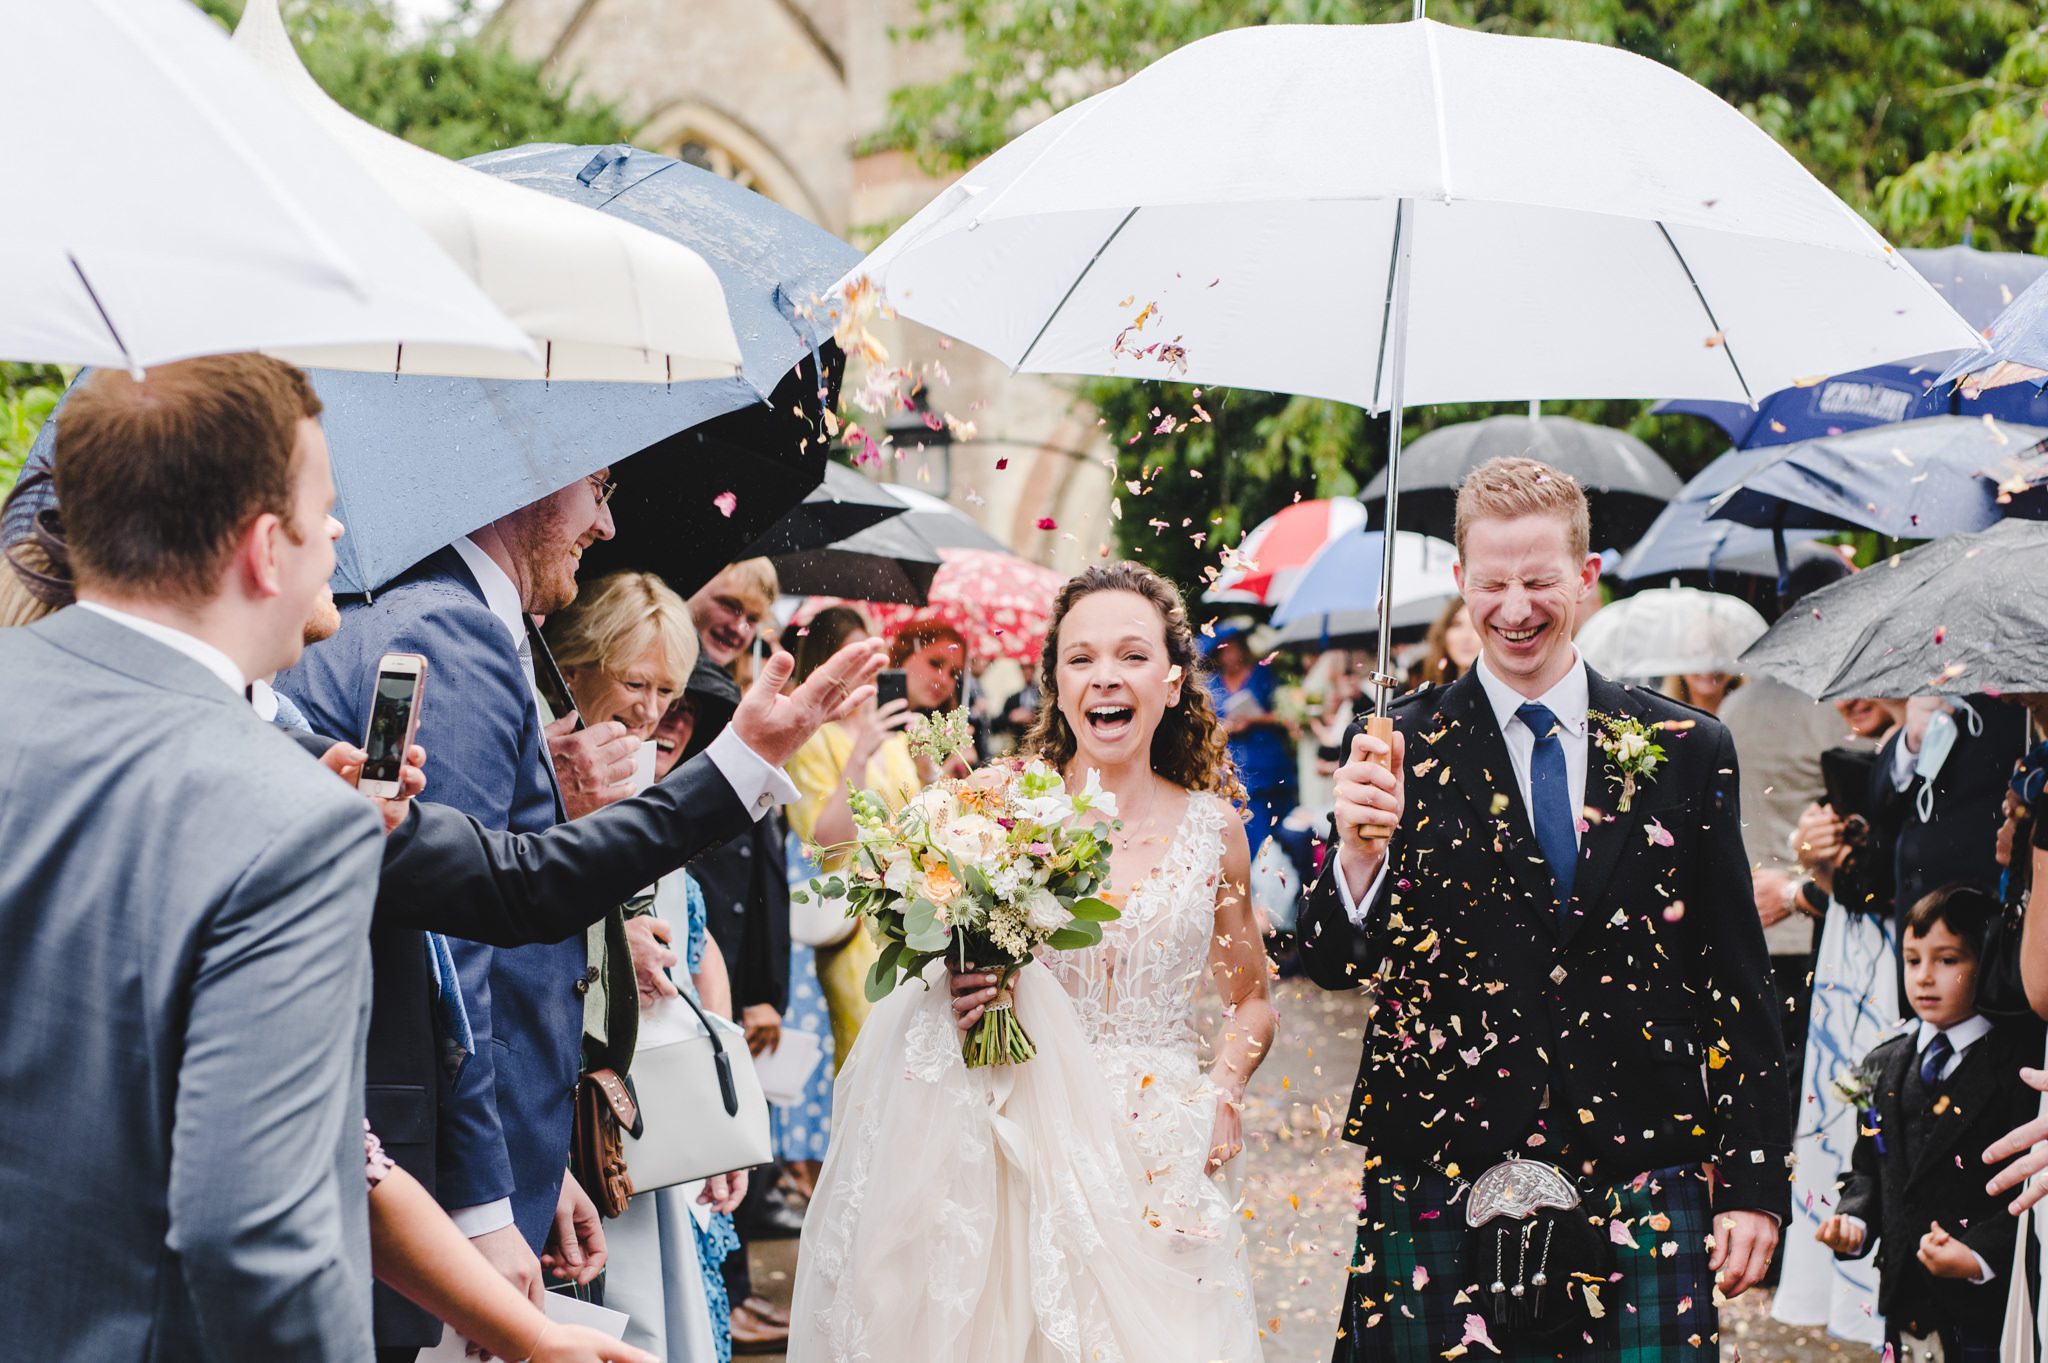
732, 639, 888, 767
1333, 724, 1404, 901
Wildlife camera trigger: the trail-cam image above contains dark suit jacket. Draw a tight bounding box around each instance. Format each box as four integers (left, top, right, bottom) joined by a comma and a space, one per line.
1834, 1017, 2044, 1331
1871, 697, 2023, 926
279, 547, 579, 1343
1297, 667, 1793, 1216
691, 812, 792, 1016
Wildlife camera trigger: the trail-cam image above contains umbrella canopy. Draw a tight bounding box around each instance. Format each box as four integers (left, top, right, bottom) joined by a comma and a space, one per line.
804, 549, 1066, 667
1738, 519, 2048, 699
230, 0, 740, 384
1270, 528, 1461, 631
845, 19, 1976, 704
304, 143, 858, 594
1574, 587, 1767, 680
1655, 244, 2048, 447
1358, 416, 1682, 548
1205, 498, 1368, 606
845, 21, 1977, 413
877, 484, 1011, 554
1264, 592, 1459, 653
1940, 267, 2048, 398
5, 0, 530, 374
768, 515, 942, 605
743, 464, 912, 557
1705, 415, 2048, 539
1613, 445, 1831, 586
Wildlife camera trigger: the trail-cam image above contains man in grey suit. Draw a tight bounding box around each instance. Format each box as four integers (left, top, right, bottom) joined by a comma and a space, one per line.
0, 356, 385, 1360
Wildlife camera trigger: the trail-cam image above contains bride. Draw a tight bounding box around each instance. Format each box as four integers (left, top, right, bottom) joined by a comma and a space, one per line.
787, 562, 1276, 1363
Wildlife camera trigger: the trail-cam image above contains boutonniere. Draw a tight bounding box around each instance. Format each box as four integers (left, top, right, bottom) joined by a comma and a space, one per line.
1828, 1068, 1874, 1110
1589, 711, 1665, 813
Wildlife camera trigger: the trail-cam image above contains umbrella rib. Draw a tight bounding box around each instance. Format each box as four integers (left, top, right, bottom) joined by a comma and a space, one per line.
1656, 222, 1755, 407
1368, 203, 1405, 415
67, 254, 139, 378
1013, 207, 1139, 374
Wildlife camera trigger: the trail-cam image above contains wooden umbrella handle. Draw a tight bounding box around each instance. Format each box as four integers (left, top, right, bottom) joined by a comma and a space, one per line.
1358, 713, 1397, 844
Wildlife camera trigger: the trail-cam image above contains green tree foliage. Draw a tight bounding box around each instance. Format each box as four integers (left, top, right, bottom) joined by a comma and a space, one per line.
0, 2, 632, 499
1880, 25, 2048, 252
881, 0, 2029, 597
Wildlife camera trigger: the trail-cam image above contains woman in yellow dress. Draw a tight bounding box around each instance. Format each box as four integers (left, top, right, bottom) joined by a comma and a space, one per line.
783, 607, 923, 1065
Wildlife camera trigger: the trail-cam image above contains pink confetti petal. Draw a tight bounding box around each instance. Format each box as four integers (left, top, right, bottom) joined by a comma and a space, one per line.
712, 490, 738, 518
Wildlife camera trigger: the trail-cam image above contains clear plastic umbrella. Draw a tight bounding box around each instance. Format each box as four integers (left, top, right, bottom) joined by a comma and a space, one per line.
1575, 587, 1768, 682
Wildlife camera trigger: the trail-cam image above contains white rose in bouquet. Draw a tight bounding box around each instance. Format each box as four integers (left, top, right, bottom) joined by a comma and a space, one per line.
1021, 886, 1071, 934
935, 812, 1005, 865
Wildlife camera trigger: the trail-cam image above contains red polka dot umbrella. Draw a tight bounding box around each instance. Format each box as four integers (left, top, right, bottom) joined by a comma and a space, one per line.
799, 548, 1065, 666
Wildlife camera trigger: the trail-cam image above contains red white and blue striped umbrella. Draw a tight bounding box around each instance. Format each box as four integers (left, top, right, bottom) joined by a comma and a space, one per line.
1204, 498, 1368, 607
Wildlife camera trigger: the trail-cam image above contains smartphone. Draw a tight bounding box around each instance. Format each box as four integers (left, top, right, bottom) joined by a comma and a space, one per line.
360, 652, 427, 799
875, 668, 909, 711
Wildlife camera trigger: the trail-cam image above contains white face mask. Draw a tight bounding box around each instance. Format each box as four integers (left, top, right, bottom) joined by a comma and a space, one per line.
1913, 700, 1982, 823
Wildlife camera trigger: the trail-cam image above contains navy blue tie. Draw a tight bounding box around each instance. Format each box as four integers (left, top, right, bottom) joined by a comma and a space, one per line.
1516, 701, 1577, 917
1919, 1032, 1954, 1089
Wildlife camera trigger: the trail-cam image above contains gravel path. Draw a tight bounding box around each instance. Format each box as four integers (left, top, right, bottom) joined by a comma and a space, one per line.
743, 976, 1843, 1361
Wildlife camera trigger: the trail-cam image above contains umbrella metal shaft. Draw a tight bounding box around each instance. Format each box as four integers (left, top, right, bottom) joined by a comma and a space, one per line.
1373, 197, 1418, 718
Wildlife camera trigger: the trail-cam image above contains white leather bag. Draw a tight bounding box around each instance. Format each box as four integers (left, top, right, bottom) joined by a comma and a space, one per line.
790, 885, 858, 949
623, 991, 774, 1192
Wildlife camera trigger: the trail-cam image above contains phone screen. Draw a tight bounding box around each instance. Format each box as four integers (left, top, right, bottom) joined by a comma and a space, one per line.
875, 669, 909, 711
363, 670, 419, 787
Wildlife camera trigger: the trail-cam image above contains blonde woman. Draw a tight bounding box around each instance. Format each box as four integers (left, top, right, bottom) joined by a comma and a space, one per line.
546, 573, 747, 1363
784, 606, 922, 1066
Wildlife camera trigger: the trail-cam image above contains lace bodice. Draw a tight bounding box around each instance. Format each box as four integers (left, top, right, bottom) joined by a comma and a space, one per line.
1041, 793, 1229, 1058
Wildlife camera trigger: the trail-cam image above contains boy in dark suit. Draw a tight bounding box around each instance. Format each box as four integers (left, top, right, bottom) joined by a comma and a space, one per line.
1819, 884, 2042, 1362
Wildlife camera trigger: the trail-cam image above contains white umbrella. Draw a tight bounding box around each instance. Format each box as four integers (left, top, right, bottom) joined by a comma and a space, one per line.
1575, 587, 1767, 681
844, 16, 1983, 713
2, 0, 532, 375
232, 0, 742, 384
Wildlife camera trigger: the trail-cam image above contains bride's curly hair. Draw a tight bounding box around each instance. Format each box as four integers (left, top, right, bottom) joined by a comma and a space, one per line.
1021, 561, 1243, 801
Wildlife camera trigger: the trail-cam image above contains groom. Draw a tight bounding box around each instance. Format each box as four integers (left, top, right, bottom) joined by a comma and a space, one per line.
1298, 456, 1790, 1360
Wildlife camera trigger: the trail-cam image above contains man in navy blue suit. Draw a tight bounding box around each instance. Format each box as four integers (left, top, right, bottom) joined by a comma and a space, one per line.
282, 468, 800, 1357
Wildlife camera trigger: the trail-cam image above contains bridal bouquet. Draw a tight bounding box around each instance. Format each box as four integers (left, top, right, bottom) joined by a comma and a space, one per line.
795, 708, 1120, 1067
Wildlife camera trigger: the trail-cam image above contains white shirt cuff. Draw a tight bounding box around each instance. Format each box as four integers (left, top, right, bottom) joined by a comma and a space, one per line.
1890, 735, 1918, 791
1970, 1249, 1997, 1285
706, 727, 800, 820
1334, 857, 1390, 929
450, 1198, 515, 1237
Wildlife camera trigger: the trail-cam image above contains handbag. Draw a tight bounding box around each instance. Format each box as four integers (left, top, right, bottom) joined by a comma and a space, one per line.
621, 988, 774, 1192
571, 1068, 641, 1219
1458, 1158, 1615, 1342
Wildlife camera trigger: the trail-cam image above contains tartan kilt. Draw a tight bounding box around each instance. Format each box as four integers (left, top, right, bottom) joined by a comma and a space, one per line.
1334, 1162, 1719, 1363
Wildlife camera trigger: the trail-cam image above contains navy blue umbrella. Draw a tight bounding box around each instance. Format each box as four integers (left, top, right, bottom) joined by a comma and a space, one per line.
1656, 245, 2048, 448
1612, 445, 1829, 587
1704, 414, 2048, 539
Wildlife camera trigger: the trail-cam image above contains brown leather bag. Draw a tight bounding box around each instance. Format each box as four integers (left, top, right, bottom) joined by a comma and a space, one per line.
573, 1068, 641, 1218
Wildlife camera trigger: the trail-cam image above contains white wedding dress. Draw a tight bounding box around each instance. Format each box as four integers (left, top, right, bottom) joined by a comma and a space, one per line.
787, 793, 1264, 1363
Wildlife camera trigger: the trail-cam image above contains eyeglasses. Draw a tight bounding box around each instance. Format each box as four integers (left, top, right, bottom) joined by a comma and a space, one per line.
586, 474, 618, 508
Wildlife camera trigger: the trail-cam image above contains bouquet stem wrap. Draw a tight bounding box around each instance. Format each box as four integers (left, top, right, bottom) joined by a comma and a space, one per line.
962, 969, 1035, 1068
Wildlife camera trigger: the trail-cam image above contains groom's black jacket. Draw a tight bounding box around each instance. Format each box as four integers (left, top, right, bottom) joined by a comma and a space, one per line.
1298, 667, 1793, 1217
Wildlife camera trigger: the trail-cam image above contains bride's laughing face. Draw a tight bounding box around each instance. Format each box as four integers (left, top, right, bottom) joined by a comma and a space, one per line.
1053, 589, 1183, 770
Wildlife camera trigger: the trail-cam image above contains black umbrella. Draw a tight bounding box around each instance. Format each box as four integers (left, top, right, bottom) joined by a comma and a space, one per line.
1738, 518, 2048, 699
741, 463, 911, 558
576, 350, 842, 599
1360, 414, 1683, 549
769, 514, 942, 605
